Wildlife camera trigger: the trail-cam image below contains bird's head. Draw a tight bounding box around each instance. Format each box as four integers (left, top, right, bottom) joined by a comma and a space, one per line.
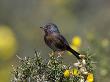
40, 23, 60, 34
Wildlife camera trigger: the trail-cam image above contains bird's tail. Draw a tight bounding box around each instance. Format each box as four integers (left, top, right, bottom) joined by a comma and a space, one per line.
67, 46, 81, 59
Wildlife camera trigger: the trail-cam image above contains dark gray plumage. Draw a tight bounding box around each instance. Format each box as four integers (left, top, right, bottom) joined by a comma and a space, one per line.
40, 23, 81, 59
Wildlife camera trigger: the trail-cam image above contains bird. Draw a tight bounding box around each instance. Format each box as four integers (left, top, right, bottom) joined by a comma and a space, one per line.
40, 23, 81, 59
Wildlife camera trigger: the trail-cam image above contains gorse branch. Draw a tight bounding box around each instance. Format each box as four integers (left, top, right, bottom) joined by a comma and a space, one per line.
11, 50, 96, 82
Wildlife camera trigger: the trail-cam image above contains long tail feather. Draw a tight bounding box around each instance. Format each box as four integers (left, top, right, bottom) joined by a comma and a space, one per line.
67, 46, 81, 59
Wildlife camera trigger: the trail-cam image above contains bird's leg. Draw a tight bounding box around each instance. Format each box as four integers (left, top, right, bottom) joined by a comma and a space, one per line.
79, 54, 86, 59
49, 51, 55, 57
55, 51, 65, 57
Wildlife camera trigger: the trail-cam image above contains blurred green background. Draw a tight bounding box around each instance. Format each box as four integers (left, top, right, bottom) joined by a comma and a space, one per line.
0, 0, 109, 82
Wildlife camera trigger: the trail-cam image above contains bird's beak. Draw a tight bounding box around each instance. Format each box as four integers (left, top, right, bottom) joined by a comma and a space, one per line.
40, 26, 44, 29
40, 27, 43, 29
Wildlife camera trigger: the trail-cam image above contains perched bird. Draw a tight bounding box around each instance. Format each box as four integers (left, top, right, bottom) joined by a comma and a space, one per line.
40, 23, 81, 59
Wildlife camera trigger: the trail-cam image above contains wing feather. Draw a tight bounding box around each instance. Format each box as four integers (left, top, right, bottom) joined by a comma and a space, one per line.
44, 33, 69, 51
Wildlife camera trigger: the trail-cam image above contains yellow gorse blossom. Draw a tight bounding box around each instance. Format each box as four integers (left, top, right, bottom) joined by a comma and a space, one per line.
64, 70, 70, 77
87, 73, 94, 82
72, 36, 82, 47
72, 68, 79, 76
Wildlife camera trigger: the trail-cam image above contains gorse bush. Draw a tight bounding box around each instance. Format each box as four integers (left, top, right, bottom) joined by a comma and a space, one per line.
12, 50, 96, 82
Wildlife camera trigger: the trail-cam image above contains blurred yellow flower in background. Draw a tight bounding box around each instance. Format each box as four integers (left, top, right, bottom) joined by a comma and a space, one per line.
101, 38, 109, 48
0, 25, 17, 61
72, 36, 82, 47
86, 73, 94, 82
64, 69, 70, 77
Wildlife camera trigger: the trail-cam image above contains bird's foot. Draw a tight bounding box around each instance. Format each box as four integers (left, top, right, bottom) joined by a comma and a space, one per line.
79, 54, 86, 59
55, 51, 65, 57
49, 51, 55, 57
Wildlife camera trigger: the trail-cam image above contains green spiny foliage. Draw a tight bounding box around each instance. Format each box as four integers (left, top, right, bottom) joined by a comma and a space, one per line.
11, 50, 96, 82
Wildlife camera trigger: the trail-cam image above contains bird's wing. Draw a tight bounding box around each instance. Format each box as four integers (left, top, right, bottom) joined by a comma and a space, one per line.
54, 34, 69, 50
44, 34, 58, 51
44, 33, 69, 51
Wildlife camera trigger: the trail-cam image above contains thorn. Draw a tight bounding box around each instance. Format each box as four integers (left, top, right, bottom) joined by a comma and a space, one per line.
16, 55, 22, 60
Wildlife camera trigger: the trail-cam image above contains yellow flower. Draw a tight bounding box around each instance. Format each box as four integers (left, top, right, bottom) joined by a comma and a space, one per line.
64, 70, 70, 77
72, 36, 82, 47
87, 73, 94, 82
72, 68, 79, 76
101, 39, 109, 48
0, 25, 17, 61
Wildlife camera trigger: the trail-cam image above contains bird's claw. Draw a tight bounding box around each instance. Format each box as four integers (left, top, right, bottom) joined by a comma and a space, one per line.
79, 54, 86, 59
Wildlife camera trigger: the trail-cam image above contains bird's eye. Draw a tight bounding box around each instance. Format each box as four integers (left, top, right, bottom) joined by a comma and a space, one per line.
47, 25, 51, 29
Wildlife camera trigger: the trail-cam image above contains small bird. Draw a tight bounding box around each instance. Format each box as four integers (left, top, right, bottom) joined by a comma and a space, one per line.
40, 23, 81, 59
